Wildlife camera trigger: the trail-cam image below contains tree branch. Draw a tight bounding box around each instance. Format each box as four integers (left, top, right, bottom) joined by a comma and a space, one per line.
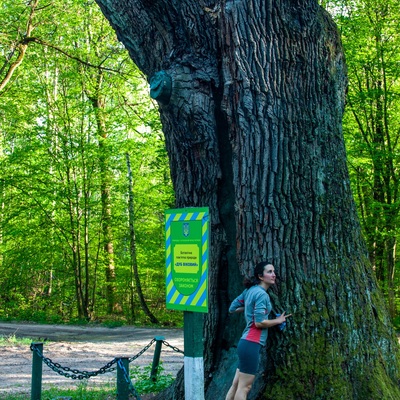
23, 36, 126, 74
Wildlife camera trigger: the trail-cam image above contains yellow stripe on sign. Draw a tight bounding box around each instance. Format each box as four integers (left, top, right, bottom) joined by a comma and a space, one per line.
172, 213, 183, 221
192, 280, 207, 304
166, 279, 174, 293
201, 262, 207, 273
170, 290, 180, 304
178, 296, 189, 306
170, 211, 207, 222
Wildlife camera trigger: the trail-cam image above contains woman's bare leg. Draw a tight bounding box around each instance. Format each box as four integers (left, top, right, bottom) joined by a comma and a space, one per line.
226, 369, 255, 400
233, 371, 255, 400
225, 369, 240, 400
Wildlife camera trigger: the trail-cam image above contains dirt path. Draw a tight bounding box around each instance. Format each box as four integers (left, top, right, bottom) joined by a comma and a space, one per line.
0, 322, 184, 398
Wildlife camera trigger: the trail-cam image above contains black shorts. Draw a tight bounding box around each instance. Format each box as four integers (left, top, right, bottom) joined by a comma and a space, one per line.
237, 339, 262, 375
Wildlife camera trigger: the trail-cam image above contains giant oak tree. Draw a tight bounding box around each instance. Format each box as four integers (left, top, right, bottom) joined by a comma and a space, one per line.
94, 0, 400, 399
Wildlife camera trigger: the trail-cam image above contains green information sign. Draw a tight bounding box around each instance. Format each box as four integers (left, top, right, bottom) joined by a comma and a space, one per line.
165, 207, 209, 313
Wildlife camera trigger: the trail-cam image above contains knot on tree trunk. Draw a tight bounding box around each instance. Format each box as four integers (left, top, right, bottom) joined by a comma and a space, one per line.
150, 70, 172, 104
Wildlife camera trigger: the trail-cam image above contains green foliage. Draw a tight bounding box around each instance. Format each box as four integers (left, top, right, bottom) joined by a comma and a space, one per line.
0, 334, 34, 346
131, 362, 175, 394
393, 316, 400, 331
322, 0, 400, 320
0, 381, 116, 400
100, 319, 125, 329
0, 0, 176, 325
0, 373, 173, 400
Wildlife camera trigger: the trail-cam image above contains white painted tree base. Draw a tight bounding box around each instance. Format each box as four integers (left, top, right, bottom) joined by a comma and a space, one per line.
184, 356, 204, 400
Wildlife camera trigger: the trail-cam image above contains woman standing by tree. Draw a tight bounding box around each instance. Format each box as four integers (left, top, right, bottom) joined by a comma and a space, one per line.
226, 262, 291, 400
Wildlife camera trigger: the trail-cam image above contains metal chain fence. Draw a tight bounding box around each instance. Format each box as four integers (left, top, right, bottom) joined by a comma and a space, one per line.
30, 337, 184, 399
161, 340, 184, 355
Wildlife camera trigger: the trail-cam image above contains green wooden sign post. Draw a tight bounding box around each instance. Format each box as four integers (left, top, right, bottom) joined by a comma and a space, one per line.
165, 207, 209, 400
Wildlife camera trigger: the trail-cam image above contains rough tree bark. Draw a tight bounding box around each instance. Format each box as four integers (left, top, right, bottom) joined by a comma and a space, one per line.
94, 1, 400, 399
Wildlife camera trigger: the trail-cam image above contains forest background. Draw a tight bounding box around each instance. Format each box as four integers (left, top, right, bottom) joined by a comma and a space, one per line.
0, 0, 399, 330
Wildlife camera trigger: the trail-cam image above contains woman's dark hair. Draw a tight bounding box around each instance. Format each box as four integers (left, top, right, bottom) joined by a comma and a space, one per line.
243, 261, 271, 288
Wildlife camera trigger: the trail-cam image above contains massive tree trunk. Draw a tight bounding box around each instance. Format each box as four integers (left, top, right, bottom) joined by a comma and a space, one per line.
95, 1, 400, 399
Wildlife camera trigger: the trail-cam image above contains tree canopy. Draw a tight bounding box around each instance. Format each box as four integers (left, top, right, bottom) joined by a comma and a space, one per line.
327, 0, 400, 322
0, 0, 174, 324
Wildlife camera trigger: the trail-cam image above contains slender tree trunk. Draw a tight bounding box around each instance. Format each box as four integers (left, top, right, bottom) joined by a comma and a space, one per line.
83, 166, 93, 318
70, 224, 85, 319
0, 179, 4, 268
126, 152, 159, 324
0, 0, 39, 92
65, 162, 89, 320
88, 71, 117, 315
95, 1, 400, 399
387, 235, 396, 317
